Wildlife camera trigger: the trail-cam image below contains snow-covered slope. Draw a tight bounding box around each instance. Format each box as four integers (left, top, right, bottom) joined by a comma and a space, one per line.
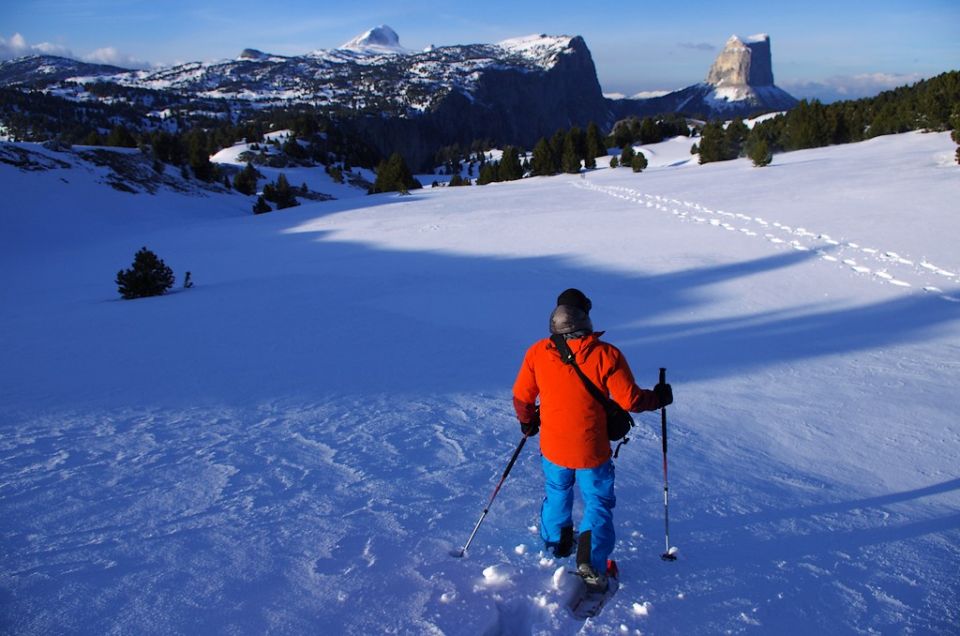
1, 132, 958, 634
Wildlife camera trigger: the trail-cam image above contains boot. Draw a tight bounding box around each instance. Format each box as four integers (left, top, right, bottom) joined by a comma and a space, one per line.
552, 526, 575, 558
575, 530, 608, 593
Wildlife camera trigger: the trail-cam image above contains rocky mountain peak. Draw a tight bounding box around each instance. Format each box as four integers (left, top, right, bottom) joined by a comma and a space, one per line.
340, 25, 408, 55
705, 34, 774, 87
238, 48, 269, 61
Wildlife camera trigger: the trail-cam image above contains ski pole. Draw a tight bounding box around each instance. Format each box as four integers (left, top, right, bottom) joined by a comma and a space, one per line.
659, 368, 677, 561
453, 434, 528, 558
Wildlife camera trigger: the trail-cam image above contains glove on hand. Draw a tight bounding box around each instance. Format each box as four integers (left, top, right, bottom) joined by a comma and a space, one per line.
520, 407, 541, 437
654, 382, 673, 408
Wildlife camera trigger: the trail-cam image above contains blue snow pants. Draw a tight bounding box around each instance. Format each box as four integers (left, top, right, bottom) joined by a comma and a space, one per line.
540, 456, 616, 572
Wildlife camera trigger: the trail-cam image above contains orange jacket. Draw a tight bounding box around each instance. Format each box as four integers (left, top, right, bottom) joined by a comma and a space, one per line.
513, 332, 659, 469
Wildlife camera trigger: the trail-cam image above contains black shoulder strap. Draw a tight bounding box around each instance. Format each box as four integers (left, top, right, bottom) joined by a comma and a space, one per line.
550, 334, 610, 408
550, 334, 634, 458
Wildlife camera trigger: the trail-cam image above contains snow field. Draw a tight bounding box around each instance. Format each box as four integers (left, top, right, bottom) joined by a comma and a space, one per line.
1, 131, 959, 634
575, 181, 957, 299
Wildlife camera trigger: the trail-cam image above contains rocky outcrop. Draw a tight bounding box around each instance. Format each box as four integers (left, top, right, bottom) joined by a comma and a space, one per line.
346, 36, 611, 168
612, 33, 797, 120
706, 35, 774, 87
238, 48, 269, 61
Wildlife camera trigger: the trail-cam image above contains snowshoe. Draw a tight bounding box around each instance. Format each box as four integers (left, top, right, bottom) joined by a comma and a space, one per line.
566, 559, 619, 619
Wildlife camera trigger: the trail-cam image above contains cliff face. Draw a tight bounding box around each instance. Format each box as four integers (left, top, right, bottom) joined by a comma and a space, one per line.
706, 35, 774, 87
346, 35, 613, 168
612, 33, 797, 120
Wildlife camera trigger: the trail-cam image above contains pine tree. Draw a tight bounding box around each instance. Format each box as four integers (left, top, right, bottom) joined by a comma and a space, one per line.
531, 137, 556, 176
951, 112, 960, 165
631, 152, 648, 173
498, 146, 523, 181
116, 247, 175, 299
549, 129, 567, 170
639, 118, 662, 144
371, 153, 423, 193
283, 135, 307, 161
697, 121, 726, 164
106, 125, 137, 148
619, 145, 635, 167
723, 120, 749, 159
476, 162, 499, 185
267, 174, 299, 209
786, 100, 831, 150
585, 122, 605, 163
748, 137, 773, 167
83, 131, 104, 146
561, 133, 582, 174
609, 156, 619, 169
186, 129, 216, 182
233, 162, 258, 195
253, 196, 272, 214
568, 127, 586, 163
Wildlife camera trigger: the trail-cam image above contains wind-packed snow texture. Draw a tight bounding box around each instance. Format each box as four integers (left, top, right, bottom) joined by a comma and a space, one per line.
1, 131, 958, 635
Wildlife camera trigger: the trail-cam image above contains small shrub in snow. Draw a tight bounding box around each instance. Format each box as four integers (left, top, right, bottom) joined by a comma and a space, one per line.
262, 173, 299, 209
116, 247, 175, 300
253, 196, 272, 214
326, 165, 344, 184
631, 153, 648, 173
609, 156, 619, 169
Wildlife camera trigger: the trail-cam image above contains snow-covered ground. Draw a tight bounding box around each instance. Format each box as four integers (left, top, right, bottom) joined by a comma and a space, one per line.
1, 131, 958, 635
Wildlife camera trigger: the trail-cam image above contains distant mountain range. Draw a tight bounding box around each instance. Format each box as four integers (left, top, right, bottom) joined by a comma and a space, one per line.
0, 27, 798, 168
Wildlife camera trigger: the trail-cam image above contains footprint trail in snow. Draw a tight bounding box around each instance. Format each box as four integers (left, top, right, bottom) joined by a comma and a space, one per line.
574, 182, 959, 302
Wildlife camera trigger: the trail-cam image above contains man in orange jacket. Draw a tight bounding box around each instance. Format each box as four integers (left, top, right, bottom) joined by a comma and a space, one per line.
513, 288, 672, 590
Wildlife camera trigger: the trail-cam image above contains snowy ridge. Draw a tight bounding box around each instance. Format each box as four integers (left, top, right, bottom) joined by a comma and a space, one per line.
18, 27, 584, 111
497, 34, 577, 70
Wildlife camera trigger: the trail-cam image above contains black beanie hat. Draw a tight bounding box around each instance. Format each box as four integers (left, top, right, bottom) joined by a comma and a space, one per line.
556, 288, 592, 314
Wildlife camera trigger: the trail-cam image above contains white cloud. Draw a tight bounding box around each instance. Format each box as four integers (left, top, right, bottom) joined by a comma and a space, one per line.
0, 32, 151, 69
0, 32, 73, 60
631, 90, 671, 99
782, 72, 927, 103
83, 47, 152, 69
678, 42, 715, 52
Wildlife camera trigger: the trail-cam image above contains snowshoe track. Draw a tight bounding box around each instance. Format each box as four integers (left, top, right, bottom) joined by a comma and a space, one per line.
574, 182, 959, 302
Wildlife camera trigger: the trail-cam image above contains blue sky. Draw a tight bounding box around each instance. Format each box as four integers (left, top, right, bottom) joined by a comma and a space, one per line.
2, 0, 958, 101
